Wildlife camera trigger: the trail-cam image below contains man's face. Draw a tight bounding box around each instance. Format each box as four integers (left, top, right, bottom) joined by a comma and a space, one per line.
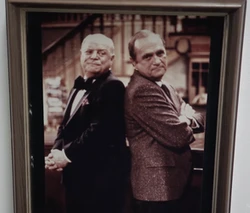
132, 35, 167, 81
80, 39, 114, 78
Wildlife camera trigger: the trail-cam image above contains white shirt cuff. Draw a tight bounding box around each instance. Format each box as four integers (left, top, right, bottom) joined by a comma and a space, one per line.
190, 117, 200, 129
62, 149, 71, 163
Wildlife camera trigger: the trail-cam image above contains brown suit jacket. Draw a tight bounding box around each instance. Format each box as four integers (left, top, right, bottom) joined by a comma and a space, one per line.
125, 71, 205, 201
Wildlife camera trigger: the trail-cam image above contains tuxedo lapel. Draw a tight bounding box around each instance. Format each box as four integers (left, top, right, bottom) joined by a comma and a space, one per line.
65, 90, 90, 126
62, 89, 78, 125
62, 70, 111, 127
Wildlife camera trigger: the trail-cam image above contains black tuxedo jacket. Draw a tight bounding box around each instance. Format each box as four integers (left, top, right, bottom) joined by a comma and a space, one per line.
52, 71, 130, 188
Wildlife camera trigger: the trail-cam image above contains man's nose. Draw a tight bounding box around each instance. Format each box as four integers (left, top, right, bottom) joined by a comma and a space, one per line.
90, 50, 98, 59
153, 55, 161, 64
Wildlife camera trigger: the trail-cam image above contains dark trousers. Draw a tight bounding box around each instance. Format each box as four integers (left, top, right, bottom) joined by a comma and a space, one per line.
64, 174, 128, 213
133, 199, 181, 213
65, 185, 127, 213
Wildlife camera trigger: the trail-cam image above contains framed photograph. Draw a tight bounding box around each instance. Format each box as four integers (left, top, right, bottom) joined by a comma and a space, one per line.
6, 0, 246, 213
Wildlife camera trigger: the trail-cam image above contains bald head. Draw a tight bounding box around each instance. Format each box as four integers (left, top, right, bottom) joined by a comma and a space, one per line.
128, 29, 165, 61
128, 29, 167, 81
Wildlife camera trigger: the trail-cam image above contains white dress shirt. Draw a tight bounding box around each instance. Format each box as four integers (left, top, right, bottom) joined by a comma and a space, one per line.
70, 90, 86, 116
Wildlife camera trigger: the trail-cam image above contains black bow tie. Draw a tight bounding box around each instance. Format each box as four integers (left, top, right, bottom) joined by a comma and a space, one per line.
73, 76, 94, 90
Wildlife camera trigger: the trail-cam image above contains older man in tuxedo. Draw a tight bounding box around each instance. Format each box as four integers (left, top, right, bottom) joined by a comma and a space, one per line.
125, 29, 205, 213
45, 34, 130, 213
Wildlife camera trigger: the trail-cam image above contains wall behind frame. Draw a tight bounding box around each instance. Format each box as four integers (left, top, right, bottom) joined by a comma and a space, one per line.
0, 0, 14, 212
0, 0, 249, 213
230, 1, 250, 213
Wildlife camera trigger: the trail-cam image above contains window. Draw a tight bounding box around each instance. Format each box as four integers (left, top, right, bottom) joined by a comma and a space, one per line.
189, 58, 209, 105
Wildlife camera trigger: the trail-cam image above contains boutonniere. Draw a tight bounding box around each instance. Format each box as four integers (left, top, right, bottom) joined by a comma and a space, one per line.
81, 98, 89, 106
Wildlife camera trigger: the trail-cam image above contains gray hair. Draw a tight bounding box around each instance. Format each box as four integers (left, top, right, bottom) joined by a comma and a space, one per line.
80, 33, 115, 55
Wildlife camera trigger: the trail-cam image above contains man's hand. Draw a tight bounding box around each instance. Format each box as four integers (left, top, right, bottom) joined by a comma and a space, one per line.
45, 153, 56, 170
50, 149, 69, 169
44, 149, 68, 171
179, 115, 191, 126
180, 102, 195, 119
179, 102, 195, 125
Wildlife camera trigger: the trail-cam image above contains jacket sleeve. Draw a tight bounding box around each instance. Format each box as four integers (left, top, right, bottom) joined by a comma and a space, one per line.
192, 112, 205, 133
130, 84, 196, 149
52, 88, 76, 150
168, 84, 205, 133
52, 125, 64, 150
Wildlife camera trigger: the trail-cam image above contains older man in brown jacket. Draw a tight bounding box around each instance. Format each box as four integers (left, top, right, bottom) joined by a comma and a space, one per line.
125, 29, 205, 213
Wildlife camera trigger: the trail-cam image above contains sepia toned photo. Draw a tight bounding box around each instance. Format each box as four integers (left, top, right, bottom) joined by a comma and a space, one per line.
5, 1, 246, 213
42, 12, 210, 213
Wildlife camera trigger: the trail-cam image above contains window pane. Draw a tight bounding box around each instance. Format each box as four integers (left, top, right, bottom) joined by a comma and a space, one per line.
192, 62, 200, 70
192, 72, 199, 95
202, 62, 209, 71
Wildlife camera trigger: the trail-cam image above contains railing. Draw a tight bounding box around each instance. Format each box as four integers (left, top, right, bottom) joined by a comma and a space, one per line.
41, 13, 91, 25
42, 14, 210, 78
43, 14, 102, 77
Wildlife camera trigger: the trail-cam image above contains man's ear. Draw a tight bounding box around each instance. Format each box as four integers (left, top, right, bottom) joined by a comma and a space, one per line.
130, 57, 136, 67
